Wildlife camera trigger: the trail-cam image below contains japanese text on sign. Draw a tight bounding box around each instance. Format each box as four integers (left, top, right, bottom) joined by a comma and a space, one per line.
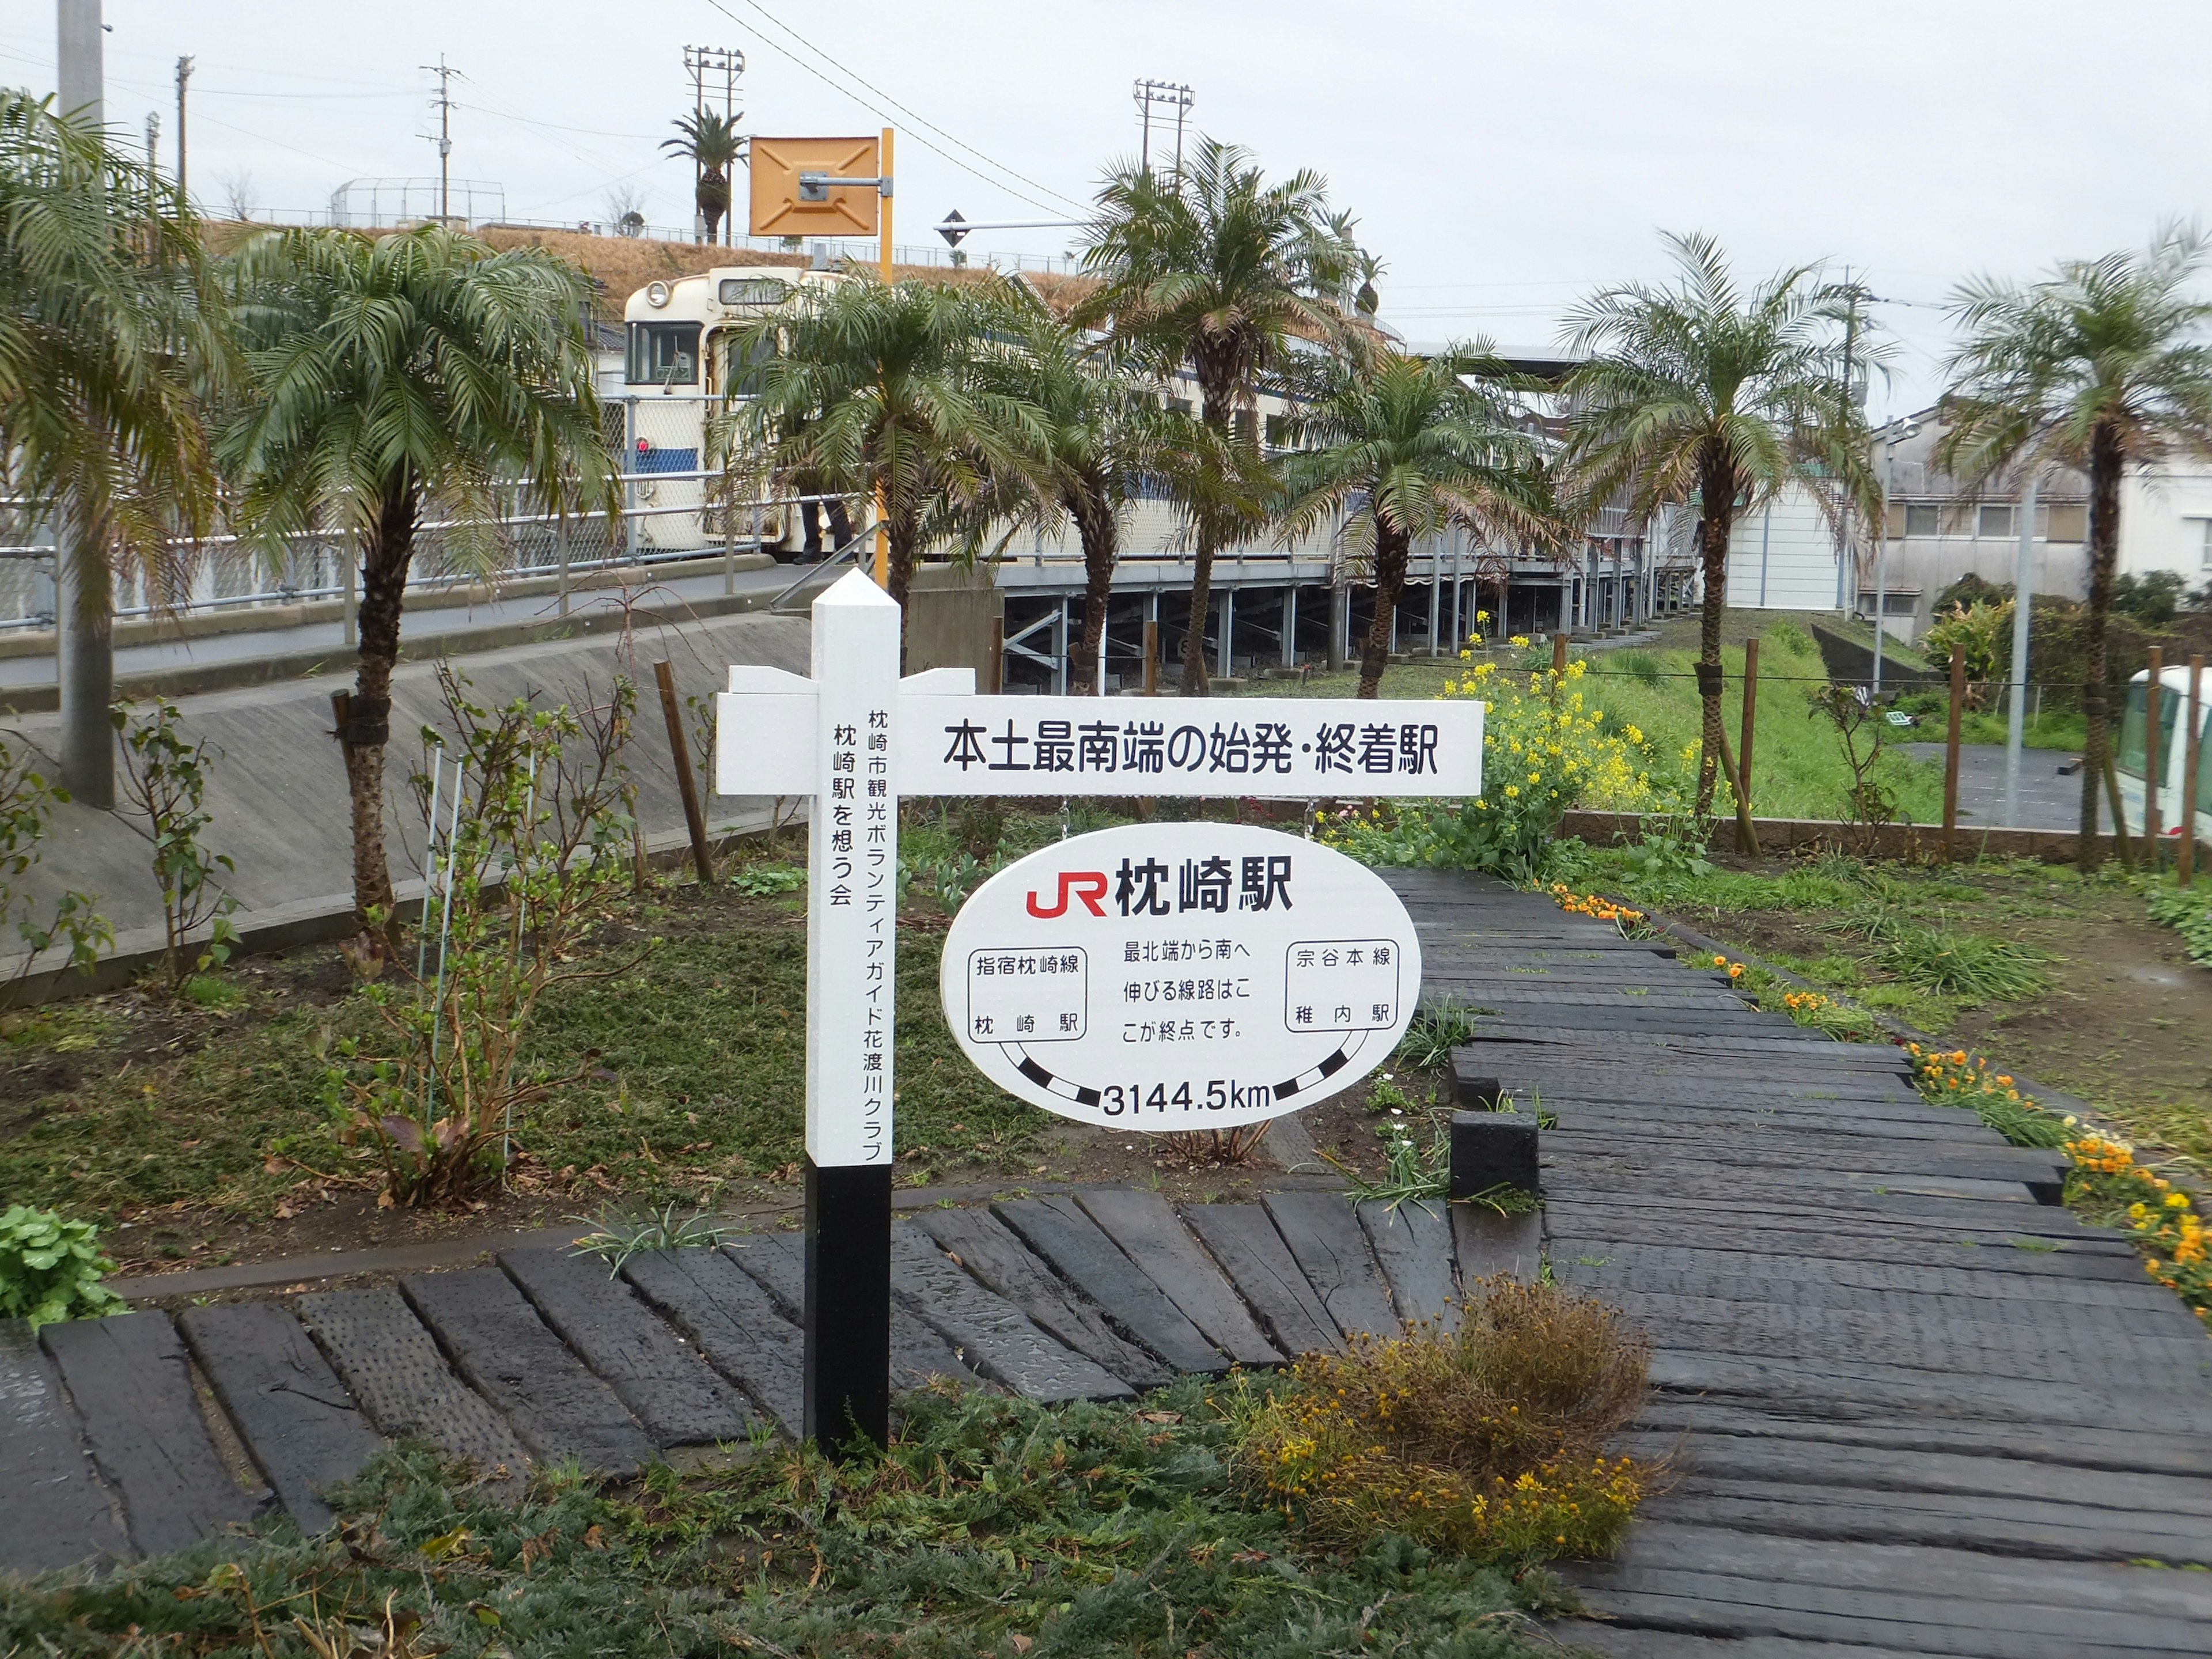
940, 716, 1439, 778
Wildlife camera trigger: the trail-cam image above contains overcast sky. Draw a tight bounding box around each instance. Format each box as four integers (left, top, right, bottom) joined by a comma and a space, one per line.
6, 0, 2210, 411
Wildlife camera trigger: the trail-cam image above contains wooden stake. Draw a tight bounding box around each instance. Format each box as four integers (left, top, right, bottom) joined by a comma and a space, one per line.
1942, 643, 1965, 861
1738, 638, 1759, 818
2101, 746, 2135, 872
2184, 656, 2204, 887
653, 660, 715, 885
2145, 647, 2164, 867
1715, 725, 1760, 857
1551, 632, 1569, 675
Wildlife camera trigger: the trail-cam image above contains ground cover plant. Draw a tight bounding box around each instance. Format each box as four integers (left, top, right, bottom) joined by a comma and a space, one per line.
0, 1333, 1634, 1659
1, 798, 1423, 1272
1244, 1282, 1652, 1564
0, 1202, 122, 1327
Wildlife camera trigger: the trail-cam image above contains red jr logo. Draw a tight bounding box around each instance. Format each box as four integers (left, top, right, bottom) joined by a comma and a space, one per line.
1026, 871, 1108, 918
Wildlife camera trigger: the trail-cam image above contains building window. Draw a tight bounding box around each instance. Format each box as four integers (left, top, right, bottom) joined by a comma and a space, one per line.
1264, 413, 1291, 449
2195, 518, 2212, 569
1164, 396, 1191, 415
2045, 503, 2087, 541
1978, 503, 2013, 539
1904, 503, 1940, 537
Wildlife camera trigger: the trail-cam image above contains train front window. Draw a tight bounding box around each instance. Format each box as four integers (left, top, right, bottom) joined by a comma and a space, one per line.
627, 322, 701, 386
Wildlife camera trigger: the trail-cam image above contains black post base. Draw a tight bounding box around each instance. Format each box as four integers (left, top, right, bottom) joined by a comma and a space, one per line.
804, 1157, 893, 1456
1448, 1110, 1539, 1200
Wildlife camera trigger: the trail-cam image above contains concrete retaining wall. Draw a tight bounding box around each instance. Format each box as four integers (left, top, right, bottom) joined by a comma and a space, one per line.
2, 609, 810, 1000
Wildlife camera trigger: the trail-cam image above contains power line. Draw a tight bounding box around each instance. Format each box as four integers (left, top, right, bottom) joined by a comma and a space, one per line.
698, 0, 1086, 217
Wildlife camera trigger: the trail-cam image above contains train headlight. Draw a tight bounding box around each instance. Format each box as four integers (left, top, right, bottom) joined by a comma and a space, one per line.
646, 281, 671, 309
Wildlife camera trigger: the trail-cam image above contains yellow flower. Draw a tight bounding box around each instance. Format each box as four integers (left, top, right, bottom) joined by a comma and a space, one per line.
1509, 634, 1531, 648
1476, 609, 1490, 622
1504, 785, 1519, 798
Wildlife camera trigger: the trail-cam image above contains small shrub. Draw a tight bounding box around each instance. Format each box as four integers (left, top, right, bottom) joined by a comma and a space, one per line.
1878, 926, 2047, 1000
1240, 1280, 1654, 1565
327, 669, 643, 1206
2146, 884, 2212, 967
952, 797, 1006, 863
0, 1204, 124, 1327
0, 734, 110, 999
1323, 657, 1662, 882
112, 697, 239, 988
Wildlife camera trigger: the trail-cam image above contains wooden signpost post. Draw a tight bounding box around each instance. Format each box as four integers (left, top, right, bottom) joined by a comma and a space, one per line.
714, 571, 1484, 1451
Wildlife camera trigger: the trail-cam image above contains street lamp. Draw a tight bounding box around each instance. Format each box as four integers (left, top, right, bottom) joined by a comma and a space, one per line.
1871, 415, 1920, 698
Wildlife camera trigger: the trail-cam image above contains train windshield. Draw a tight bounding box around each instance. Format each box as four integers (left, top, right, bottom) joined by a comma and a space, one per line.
627, 321, 701, 386
2118, 681, 2182, 781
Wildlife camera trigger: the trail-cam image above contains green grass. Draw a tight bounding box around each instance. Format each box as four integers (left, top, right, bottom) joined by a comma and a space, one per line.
0, 882, 1055, 1226
1280, 623, 1948, 825
0, 1378, 1575, 1659
1956, 710, 2086, 751
1563, 846, 2061, 1033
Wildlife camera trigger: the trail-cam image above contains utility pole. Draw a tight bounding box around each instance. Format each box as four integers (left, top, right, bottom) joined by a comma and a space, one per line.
143, 108, 156, 173
56, 0, 113, 807
175, 55, 192, 208
1835, 268, 1858, 613
422, 55, 457, 223
2002, 471, 2039, 827
1132, 81, 1194, 180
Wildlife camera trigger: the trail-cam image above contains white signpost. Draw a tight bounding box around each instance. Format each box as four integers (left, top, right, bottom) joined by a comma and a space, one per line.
716, 571, 1483, 1448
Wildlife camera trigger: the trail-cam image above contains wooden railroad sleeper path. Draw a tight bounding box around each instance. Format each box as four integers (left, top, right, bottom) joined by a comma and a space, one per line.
9, 867, 2207, 1656
1382, 869, 2212, 1659
0, 1161, 1531, 1577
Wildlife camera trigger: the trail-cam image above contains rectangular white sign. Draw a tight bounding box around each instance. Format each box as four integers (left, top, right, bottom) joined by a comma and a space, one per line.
802, 581, 900, 1168
896, 696, 1484, 799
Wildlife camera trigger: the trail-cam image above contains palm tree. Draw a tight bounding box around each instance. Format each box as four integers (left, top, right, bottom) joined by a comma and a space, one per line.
1279, 346, 1555, 697
1937, 227, 2212, 864
1079, 138, 1353, 694
216, 225, 615, 938
726, 276, 1046, 631
983, 300, 1166, 692
662, 110, 742, 245
0, 92, 226, 805
1561, 233, 1874, 815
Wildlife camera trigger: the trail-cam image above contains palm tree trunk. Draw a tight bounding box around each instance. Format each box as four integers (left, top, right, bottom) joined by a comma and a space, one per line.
1074, 496, 1116, 695
885, 514, 919, 671
1357, 522, 1410, 699
1181, 518, 1217, 697
1181, 392, 1236, 698
343, 487, 417, 936
1693, 467, 1737, 818
2079, 423, 2123, 865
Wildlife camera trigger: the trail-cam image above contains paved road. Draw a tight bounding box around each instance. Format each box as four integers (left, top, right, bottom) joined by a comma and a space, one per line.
1903, 741, 2085, 833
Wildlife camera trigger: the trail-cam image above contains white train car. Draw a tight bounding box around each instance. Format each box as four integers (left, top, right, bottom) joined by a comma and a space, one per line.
614, 266, 854, 555
2116, 664, 2212, 843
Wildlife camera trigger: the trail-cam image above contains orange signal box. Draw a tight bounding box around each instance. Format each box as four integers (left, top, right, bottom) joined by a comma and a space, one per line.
749, 136, 882, 237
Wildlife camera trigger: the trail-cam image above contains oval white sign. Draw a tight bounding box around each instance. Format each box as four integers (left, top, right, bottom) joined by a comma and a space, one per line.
939, 823, 1421, 1129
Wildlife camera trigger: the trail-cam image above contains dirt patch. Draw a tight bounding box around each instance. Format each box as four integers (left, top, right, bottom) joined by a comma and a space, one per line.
1652, 854, 2212, 1178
